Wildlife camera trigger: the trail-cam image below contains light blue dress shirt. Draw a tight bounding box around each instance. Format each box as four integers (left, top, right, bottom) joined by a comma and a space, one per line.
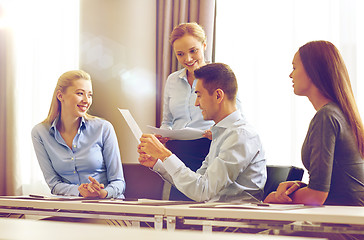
31, 117, 125, 198
161, 68, 243, 131
154, 110, 267, 202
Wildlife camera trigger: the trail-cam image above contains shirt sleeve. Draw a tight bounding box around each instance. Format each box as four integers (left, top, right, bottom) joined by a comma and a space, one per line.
305, 111, 339, 192
101, 121, 126, 198
152, 159, 174, 184
161, 130, 255, 202
160, 75, 173, 130
31, 125, 80, 196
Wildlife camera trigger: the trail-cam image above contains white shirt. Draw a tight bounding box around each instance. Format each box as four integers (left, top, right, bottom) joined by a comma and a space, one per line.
154, 110, 267, 202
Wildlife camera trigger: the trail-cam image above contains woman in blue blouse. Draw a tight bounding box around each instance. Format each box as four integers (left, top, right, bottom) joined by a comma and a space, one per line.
159, 23, 213, 200
31, 70, 125, 199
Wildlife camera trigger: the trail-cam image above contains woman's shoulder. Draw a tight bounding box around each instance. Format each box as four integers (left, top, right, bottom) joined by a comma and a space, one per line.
85, 118, 115, 133
86, 117, 112, 127
315, 103, 345, 122
31, 122, 50, 137
311, 103, 348, 132
166, 68, 186, 82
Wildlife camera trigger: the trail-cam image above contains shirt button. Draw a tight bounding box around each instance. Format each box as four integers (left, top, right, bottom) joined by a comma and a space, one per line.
73, 145, 76, 148
71, 157, 74, 160
73, 171, 76, 173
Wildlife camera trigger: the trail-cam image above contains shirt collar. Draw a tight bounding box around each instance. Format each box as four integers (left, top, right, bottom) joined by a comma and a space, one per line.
178, 68, 188, 81
49, 116, 87, 135
214, 110, 243, 129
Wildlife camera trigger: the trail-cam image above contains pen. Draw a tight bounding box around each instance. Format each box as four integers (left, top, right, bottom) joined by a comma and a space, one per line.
256, 203, 270, 206
29, 194, 45, 198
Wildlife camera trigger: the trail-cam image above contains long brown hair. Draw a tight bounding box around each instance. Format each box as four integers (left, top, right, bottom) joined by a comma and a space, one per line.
43, 70, 95, 125
299, 40, 364, 157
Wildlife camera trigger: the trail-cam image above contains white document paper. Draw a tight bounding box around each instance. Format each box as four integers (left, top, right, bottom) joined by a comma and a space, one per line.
147, 125, 204, 140
214, 203, 307, 210
118, 108, 143, 143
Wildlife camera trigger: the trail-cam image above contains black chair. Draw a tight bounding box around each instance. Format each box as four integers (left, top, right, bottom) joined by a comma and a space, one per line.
263, 165, 304, 198
122, 163, 165, 200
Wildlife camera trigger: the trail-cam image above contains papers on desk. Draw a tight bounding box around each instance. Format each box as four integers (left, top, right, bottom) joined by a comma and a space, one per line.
0, 195, 88, 201
147, 125, 204, 140
82, 198, 199, 206
192, 202, 312, 211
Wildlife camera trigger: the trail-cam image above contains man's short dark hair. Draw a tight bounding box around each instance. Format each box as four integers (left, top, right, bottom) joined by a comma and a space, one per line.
194, 63, 238, 101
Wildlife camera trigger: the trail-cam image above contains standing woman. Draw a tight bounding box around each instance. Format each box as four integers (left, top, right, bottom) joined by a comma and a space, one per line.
161, 23, 242, 200
159, 23, 212, 200
264, 41, 364, 206
32, 70, 125, 199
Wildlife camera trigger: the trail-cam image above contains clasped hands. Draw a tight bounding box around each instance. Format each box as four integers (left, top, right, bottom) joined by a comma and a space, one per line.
78, 176, 108, 198
264, 181, 303, 203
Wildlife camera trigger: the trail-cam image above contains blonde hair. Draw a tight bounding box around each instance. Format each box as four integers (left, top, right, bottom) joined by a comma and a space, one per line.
43, 70, 95, 124
299, 41, 364, 157
169, 22, 206, 46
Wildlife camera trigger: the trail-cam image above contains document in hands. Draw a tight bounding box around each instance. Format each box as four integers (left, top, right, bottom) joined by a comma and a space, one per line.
118, 108, 143, 143
147, 125, 204, 140
118, 108, 205, 141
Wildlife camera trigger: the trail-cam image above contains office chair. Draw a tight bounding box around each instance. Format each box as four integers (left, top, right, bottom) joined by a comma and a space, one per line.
122, 163, 165, 200
263, 165, 304, 198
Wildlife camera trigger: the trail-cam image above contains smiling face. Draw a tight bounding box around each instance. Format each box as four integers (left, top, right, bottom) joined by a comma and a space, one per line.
289, 51, 315, 97
57, 79, 93, 119
195, 79, 218, 121
173, 34, 206, 73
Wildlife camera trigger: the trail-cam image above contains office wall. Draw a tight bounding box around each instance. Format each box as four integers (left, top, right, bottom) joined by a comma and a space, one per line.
79, 0, 156, 163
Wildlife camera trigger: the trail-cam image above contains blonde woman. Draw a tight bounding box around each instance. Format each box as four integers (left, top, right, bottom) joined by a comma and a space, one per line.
160, 23, 242, 200
31, 70, 125, 199
157, 23, 213, 200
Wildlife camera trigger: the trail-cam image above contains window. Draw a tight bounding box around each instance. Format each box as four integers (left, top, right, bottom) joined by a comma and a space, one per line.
2, 0, 80, 194
215, 0, 364, 169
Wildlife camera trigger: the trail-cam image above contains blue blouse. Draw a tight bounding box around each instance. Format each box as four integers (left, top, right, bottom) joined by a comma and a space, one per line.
31, 117, 125, 198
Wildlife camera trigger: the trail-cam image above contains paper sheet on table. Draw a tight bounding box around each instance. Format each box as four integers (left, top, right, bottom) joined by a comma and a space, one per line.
147, 125, 204, 140
118, 108, 143, 143
213, 203, 308, 210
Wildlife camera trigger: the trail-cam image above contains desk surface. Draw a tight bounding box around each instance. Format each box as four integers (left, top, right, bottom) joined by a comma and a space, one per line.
164, 202, 364, 225
1, 197, 364, 225
0, 197, 167, 215
0, 218, 326, 240
1, 196, 363, 234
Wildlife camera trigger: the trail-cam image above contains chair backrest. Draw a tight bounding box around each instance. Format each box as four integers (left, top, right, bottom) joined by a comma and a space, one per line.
263, 165, 304, 198
122, 163, 165, 200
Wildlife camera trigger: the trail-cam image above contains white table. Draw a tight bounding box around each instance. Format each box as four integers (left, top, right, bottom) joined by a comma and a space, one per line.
0, 197, 169, 229
1, 196, 363, 237
0, 218, 327, 240
164, 202, 364, 235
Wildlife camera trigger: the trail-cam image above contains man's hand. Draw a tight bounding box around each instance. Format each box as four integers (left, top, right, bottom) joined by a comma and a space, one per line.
137, 145, 159, 168
155, 134, 170, 145
138, 134, 172, 160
